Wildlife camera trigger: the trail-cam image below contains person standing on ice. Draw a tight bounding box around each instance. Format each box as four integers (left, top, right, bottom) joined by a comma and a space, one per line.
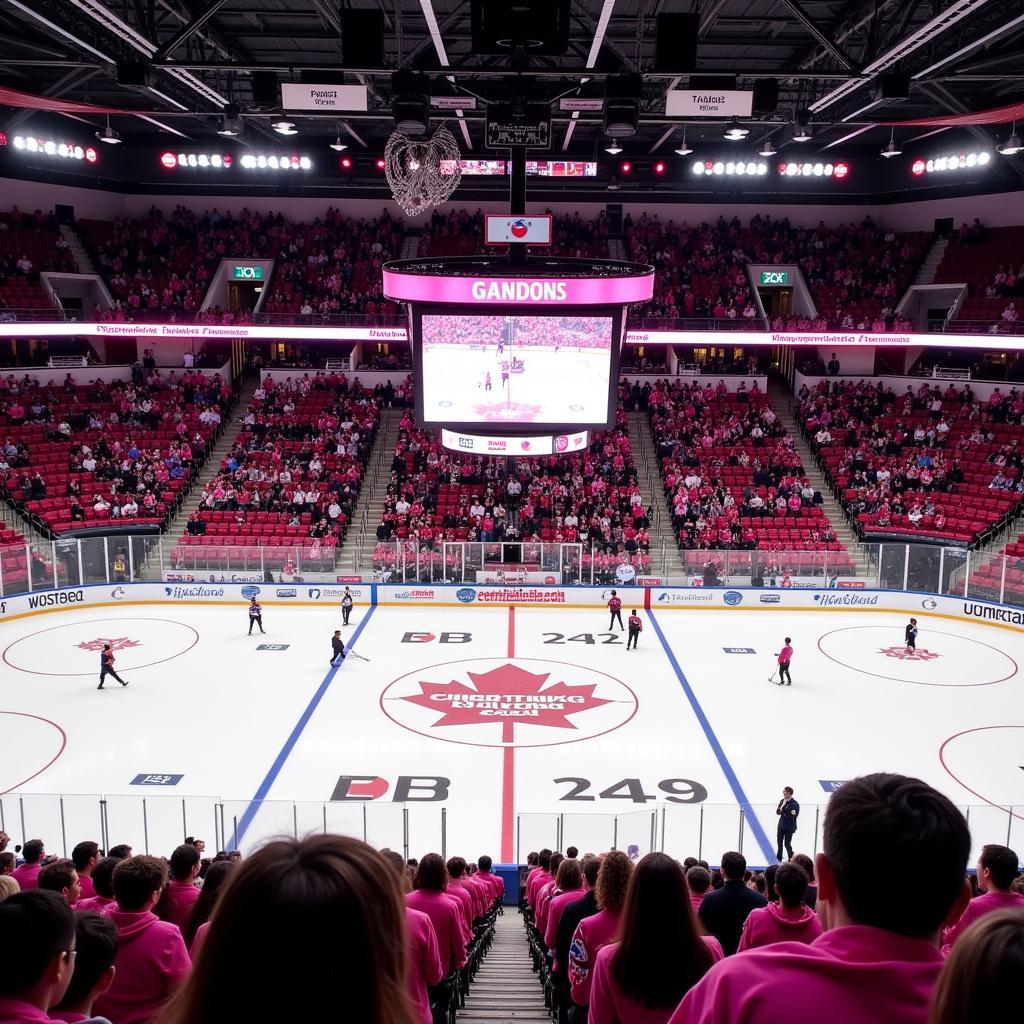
341, 587, 354, 626
247, 596, 265, 635
775, 637, 793, 686
330, 630, 346, 667
626, 609, 642, 650
607, 590, 624, 632
905, 617, 918, 653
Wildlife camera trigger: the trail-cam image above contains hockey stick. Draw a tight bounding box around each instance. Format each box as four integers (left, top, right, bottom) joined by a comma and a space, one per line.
346, 650, 371, 663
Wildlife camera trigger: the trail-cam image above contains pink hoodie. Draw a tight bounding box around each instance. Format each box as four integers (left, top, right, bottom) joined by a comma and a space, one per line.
75, 894, 115, 915
589, 938, 723, 1024
941, 888, 1024, 954
77, 876, 96, 901
669, 925, 945, 1024
12, 863, 41, 890
0, 999, 58, 1023
406, 906, 444, 1024
406, 890, 467, 972
476, 870, 504, 902
157, 880, 200, 933
738, 902, 823, 951
569, 908, 622, 1007
545, 886, 585, 952
94, 907, 191, 1024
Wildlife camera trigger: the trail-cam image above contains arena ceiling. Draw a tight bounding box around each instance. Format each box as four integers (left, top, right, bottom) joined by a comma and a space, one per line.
1, 0, 1023, 165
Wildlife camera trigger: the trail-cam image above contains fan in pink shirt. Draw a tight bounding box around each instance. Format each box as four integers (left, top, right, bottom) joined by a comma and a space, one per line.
12, 839, 45, 891
447, 857, 483, 920
684, 866, 712, 917
544, 859, 585, 953
569, 850, 634, 1009
941, 843, 1024, 954
588, 853, 721, 1024
50, 911, 119, 1024
154, 844, 201, 934
527, 850, 554, 912
475, 855, 505, 905
406, 854, 468, 973
74, 856, 123, 916
738, 862, 822, 951
670, 773, 973, 1024
70, 843, 100, 903
94, 856, 191, 1024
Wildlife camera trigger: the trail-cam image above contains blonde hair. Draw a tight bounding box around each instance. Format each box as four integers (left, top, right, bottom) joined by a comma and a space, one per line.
0, 876, 20, 902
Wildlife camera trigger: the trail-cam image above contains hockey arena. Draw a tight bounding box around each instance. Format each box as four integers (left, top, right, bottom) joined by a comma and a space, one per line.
2, 584, 1021, 867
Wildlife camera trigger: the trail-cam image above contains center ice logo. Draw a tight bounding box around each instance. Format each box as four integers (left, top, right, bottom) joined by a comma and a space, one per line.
382, 657, 638, 748
878, 645, 941, 661
77, 637, 141, 652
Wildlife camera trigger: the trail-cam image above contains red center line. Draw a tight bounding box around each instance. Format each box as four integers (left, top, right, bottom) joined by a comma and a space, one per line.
500, 606, 516, 862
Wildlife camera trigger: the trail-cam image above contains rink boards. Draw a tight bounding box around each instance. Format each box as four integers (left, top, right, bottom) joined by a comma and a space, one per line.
1, 582, 1022, 867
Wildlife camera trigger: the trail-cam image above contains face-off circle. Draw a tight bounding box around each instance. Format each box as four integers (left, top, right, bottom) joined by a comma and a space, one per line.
381, 657, 638, 748
0, 712, 66, 793
817, 625, 1017, 686
3, 618, 199, 676
940, 725, 1024, 818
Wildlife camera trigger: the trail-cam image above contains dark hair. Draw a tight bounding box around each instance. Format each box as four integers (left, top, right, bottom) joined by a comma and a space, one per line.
0, 852, 14, 874
764, 864, 779, 902
23, 839, 45, 865
824, 773, 969, 937
928, 909, 1024, 1024
413, 853, 448, 893
527, 852, 539, 866
183, 860, 236, 948
38, 859, 77, 895
980, 845, 1019, 890
610, 853, 713, 1009
566, 846, 579, 859
784, 637, 791, 643
379, 850, 408, 893
554, 858, 582, 892
477, 855, 493, 872
0, 890, 76, 996
596, 851, 632, 912
55, 911, 117, 1008
686, 866, 712, 896
154, 835, 415, 1024
107, 845, 132, 860
549, 853, 564, 877
112, 856, 168, 912
90, 857, 121, 900
169, 844, 202, 881
446, 856, 467, 879
71, 842, 99, 872
791, 853, 815, 881
751, 874, 767, 895
581, 854, 602, 888
538, 849, 552, 871
683, 857, 698, 870
720, 851, 746, 881
783, 787, 794, 796
775, 862, 809, 908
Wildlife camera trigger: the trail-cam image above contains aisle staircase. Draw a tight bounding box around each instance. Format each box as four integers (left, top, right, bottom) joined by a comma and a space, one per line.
458, 912, 550, 1023
767, 380, 871, 577
60, 224, 98, 275
627, 410, 683, 578
336, 407, 403, 574
912, 235, 950, 286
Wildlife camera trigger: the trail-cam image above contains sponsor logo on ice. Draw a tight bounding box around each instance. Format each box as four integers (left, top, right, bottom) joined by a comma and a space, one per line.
879, 645, 940, 662
723, 647, 756, 654
130, 774, 183, 786
819, 780, 848, 793
78, 636, 140, 652
256, 643, 290, 651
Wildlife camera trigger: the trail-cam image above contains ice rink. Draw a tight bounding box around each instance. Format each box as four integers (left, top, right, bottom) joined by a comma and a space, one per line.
421, 344, 612, 424
2, 598, 1022, 866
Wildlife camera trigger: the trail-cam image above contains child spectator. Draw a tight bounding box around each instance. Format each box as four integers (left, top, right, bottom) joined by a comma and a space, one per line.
737, 862, 822, 950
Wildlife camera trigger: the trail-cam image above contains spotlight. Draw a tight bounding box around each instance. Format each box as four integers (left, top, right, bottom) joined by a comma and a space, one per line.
96, 117, 121, 145
998, 122, 1023, 156
653, 160, 666, 175
339, 156, 353, 170
391, 70, 430, 136
217, 103, 241, 137
376, 157, 386, 170
674, 128, 693, 157
792, 115, 812, 143
724, 120, 748, 141
271, 120, 298, 136
604, 74, 642, 138
758, 137, 777, 158
619, 160, 632, 174
881, 130, 901, 158
604, 141, 623, 155
329, 133, 347, 152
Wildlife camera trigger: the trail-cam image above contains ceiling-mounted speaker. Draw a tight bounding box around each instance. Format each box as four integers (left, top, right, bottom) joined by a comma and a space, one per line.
470, 0, 571, 56
876, 72, 910, 100
250, 71, 279, 106
688, 75, 736, 91
752, 79, 779, 114
116, 60, 151, 87
340, 9, 385, 68
654, 13, 699, 72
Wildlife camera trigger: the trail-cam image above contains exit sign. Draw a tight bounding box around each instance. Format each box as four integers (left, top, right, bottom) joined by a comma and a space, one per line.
760, 270, 790, 286
233, 265, 263, 281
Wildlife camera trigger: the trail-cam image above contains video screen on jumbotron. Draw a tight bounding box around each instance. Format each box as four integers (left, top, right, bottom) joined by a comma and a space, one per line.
415, 310, 620, 430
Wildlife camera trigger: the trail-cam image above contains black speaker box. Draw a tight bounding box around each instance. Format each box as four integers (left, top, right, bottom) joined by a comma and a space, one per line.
688, 75, 736, 91
116, 60, 151, 87
752, 79, 778, 114
340, 9, 385, 67
654, 13, 699, 72
876, 72, 910, 100
250, 71, 278, 106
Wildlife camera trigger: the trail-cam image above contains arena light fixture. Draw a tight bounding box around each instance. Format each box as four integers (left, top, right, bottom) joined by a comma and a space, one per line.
723, 120, 749, 141
329, 125, 348, 153
217, 105, 241, 137
239, 152, 312, 170
160, 151, 233, 169
792, 116, 812, 143
911, 151, 992, 175
653, 160, 666, 175
96, 117, 121, 145
271, 120, 298, 136
691, 159, 768, 177
604, 141, 623, 155
619, 160, 633, 175
881, 129, 901, 158
758, 136, 777, 158
997, 122, 1022, 156
778, 161, 849, 178
13, 135, 97, 163
674, 128, 693, 157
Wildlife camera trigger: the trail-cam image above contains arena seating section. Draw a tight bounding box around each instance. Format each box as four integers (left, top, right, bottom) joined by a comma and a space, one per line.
0, 209, 74, 313
649, 380, 855, 576
0, 370, 226, 535
798, 380, 1024, 544
935, 225, 1024, 328
170, 372, 380, 572
627, 212, 926, 330
372, 396, 654, 582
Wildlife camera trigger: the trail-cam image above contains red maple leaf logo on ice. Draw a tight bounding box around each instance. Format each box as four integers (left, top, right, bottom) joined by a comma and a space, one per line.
77, 637, 141, 652
878, 646, 940, 661
401, 663, 612, 744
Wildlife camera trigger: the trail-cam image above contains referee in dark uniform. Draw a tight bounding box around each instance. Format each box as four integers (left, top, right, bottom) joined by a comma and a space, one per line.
776, 786, 799, 861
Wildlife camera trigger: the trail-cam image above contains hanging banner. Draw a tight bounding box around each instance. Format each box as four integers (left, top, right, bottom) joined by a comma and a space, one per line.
666, 90, 753, 117
280, 83, 368, 112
